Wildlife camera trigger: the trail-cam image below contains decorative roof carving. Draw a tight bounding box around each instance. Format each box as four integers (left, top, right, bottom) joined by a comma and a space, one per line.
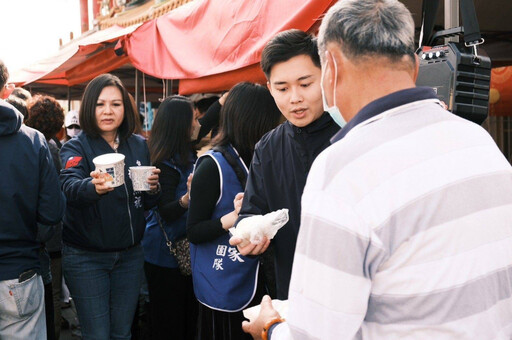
97, 0, 194, 30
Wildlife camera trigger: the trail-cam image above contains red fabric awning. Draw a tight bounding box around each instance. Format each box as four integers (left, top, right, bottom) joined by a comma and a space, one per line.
124, 0, 335, 84
10, 25, 138, 86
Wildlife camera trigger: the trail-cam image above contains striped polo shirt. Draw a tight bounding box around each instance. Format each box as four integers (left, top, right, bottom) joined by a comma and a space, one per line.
272, 87, 512, 339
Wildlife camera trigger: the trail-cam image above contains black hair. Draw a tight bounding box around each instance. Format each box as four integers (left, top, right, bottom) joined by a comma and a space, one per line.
260, 29, 321, 79
6, 96, 29, 119
0, 60, 8, 89
212, 82, 281, 159
195, 96, 219, 115
11, 87, 32, 101
148, 95, 195, 167
79, 73, 135, 140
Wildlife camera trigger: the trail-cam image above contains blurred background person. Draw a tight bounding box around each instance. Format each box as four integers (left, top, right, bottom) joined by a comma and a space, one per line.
191, 93, 219, 120
190, 92, 228, 149
26, 95, 65, 340
187, 82, 281, 340
63, 110, 81, 143
59, 73, 160, 340
0, 64, 14, 100
7, 87, 32, 121
6, 95, 29, 121
11, 87, 32, 102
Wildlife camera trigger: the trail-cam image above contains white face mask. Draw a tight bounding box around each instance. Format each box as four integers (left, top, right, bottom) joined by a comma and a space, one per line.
66, 127, 81, 138
320, 52, 346, 128
190, 123, 200, 141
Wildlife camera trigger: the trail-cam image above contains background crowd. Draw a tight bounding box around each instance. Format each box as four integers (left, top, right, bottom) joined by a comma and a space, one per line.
2, 1, 512, 340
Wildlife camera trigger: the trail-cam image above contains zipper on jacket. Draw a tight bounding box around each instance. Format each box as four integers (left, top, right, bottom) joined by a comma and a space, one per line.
114, 143, 135, 245
123, 182, 135, 244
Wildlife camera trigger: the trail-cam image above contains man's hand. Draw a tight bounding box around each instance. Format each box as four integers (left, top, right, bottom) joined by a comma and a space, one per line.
242, 295, 282, 339
229, 235, 270, 256
233, 192, 244, 214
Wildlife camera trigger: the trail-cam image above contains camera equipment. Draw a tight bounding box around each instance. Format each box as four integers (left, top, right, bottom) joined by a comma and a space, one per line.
415, 0, 491, 124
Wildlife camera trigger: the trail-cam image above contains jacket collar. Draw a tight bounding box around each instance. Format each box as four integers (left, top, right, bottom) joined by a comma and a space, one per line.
331, 87, 438, 143
289, 112, 335, 135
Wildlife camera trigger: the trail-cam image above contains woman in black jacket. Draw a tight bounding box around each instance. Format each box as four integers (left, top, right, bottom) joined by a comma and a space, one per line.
60, 74, 160, 340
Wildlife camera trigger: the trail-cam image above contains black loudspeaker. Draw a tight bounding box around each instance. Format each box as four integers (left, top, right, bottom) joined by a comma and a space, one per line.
416, 43, 491, 124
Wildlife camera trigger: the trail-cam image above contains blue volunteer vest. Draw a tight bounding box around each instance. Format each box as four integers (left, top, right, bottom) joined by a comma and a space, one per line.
142, 157, 193, 268
190, 145, 259, 312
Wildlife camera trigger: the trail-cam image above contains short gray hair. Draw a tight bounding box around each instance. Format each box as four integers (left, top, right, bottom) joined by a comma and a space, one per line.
318, 0, 415, 63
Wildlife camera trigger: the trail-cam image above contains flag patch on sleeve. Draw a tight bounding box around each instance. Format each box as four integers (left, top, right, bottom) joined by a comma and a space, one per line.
65, 156, 83, 169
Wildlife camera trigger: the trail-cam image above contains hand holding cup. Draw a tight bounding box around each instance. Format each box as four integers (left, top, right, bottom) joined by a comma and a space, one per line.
91, 170, 114, 195
147, 168, 161, 191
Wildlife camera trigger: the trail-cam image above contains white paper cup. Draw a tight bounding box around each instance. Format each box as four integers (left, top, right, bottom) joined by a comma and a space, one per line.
129, 166, 156, 191
92, 153, 125, 188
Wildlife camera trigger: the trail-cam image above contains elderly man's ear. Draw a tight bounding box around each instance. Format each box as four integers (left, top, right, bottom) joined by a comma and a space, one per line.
325, 48, 344, 84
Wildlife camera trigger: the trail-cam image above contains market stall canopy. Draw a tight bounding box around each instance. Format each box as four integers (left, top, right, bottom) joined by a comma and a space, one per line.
10, 24, 139, 86
123, 0, 510, 94
123, 0, 336, 93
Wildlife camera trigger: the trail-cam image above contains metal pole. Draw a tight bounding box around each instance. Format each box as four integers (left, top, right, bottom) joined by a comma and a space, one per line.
67, 87, 71, 111
445, 0, 460, 43
134, 69, 140, 112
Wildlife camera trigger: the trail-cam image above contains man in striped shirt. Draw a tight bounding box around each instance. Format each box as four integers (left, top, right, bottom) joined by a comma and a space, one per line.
243, 0, 512, 339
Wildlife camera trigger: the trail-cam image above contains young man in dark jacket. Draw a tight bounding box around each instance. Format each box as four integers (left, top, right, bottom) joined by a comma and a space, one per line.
231, 30, 341, 299
0, 60, 66, 339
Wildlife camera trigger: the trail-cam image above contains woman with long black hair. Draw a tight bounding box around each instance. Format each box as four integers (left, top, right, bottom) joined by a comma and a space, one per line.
187, 82, 282, 340
143, 95, 199, 340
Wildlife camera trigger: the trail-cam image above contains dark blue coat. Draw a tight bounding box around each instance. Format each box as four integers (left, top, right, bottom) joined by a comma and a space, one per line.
60, 132, 159, 251
236, 112, 339, 299
0, 101, 65, 280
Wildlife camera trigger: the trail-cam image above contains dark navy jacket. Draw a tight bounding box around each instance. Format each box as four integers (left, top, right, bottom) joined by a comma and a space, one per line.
60, 132, 159, 251
0, 101, 65, 280
237, 112, 340, 299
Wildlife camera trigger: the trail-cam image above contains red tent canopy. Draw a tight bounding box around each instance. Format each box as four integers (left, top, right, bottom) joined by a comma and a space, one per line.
123, 0, 336, 94
10, 25, 138, 86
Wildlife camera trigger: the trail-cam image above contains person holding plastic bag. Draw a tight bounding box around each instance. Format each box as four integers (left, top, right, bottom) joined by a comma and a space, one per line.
187, 82, 281, 340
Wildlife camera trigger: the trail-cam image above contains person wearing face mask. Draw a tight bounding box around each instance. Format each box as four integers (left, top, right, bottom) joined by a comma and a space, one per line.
63, 110, 81, 141
229, 29, 341, 301
243, 1, 512, 339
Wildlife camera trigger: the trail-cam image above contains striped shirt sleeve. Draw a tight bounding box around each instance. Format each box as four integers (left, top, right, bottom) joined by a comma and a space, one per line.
275, 150, 386, 339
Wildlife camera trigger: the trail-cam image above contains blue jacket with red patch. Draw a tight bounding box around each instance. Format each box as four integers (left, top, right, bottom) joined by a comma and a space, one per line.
0, 101, 65, 280
60, 132, 160, 251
